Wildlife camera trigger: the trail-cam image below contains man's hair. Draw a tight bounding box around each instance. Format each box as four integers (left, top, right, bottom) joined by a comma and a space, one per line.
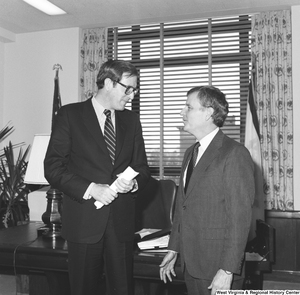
96, 60, 138, 89
187, 86, 229, 127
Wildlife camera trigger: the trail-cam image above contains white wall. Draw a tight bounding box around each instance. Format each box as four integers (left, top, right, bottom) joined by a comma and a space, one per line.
2, 27, 80, 149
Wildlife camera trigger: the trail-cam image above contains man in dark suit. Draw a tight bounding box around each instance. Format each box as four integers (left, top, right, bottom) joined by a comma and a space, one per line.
160, 86, 255, 294
44, 60, 150, 295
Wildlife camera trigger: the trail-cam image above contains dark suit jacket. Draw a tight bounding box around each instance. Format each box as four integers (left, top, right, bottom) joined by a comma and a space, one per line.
168, 130, 255, 280
44, 98, 150, 244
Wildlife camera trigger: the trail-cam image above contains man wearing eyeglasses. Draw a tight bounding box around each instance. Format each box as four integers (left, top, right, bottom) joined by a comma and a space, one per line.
44, 59, 150, 295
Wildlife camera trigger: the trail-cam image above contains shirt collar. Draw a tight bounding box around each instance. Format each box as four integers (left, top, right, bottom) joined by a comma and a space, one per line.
199, 127, 219, 151
92, 97, 115, 118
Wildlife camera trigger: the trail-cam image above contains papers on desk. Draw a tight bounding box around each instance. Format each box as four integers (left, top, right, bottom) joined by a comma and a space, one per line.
136, 228, 161, 239
135, 228, 170, 250
140, 248, 169, 253
138, 235, 170, 250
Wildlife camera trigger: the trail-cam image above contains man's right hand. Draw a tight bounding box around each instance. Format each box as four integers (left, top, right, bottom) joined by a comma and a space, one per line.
90, 184, 118, 205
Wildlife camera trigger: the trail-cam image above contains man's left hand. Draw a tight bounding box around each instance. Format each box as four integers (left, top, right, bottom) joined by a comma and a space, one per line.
208, 269, 233, 295
115, 178, 136, 193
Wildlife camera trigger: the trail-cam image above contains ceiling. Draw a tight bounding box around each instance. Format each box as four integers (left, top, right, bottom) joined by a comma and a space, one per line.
0, 0, 299, 36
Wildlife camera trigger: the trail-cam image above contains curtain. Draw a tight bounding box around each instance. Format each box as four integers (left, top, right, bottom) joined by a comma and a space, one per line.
251, 10, 293, 210
80, 28, 108, 101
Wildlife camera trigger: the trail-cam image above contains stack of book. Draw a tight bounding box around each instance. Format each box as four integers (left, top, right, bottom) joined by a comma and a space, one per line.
135, 228, 170, 251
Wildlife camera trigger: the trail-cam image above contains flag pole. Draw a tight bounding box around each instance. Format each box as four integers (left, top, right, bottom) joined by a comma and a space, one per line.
42, 64, 64, 239
52, 64, 62, 131
245, 64, 265, 240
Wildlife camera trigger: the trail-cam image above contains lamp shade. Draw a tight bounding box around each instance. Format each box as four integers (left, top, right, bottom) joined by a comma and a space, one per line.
24, 134, 50, 185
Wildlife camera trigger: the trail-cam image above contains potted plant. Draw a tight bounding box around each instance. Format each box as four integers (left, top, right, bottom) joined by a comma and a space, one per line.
0, 124, 30, 228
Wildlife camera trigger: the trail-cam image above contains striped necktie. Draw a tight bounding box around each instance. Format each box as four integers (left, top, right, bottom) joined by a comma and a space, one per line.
104, 109, 116, 165
185, 142, 200, 193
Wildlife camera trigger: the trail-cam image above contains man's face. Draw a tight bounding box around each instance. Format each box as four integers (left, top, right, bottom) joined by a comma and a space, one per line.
109, 74, 137, 111
180, 92, 210, 136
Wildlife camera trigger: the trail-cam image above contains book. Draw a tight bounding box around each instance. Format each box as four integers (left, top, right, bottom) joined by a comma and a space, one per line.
135, 228, 162, 239
135, 227, 171, 241
137, 234, 170, 250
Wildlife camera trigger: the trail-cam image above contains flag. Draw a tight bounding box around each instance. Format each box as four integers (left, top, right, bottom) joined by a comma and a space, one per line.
52, 65, 62, 130
245, 79, 265, 240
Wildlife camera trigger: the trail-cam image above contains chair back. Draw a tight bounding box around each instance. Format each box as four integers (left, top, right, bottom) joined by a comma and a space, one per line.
246, 219, 275, 263
256, 219, 275, 262
159, 179, 177, 227
135, 177, 177, 232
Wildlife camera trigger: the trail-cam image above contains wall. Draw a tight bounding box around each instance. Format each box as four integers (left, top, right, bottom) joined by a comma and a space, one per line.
2, 27, 80, 149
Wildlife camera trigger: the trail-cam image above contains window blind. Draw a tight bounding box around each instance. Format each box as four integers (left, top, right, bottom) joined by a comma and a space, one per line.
108, 15, 251, 182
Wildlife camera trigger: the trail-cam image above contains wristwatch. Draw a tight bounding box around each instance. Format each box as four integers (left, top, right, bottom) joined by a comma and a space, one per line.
224, 270, 232, 275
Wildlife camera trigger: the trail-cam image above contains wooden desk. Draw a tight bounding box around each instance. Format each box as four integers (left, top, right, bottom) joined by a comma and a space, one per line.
0, 222, 184, 295
0, 221, 273, 294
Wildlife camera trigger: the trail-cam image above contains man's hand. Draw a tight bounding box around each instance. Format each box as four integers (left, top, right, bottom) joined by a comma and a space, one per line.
159, 251, 178, 283
208, 269, 233, 295
90, 184, 118, 205
114, 178, 136, 193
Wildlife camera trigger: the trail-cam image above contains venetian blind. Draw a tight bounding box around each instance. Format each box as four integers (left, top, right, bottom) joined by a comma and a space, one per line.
107, 15, 251, 182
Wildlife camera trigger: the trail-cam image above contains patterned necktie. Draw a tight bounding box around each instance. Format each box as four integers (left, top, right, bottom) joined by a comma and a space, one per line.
185, 142, 200, 193
104, 109, 116, 165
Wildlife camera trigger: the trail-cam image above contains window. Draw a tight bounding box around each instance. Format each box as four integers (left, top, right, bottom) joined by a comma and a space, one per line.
108, 15, 251, 182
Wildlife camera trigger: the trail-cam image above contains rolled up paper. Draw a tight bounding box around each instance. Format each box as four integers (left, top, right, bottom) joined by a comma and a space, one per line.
94, 166, 139, 209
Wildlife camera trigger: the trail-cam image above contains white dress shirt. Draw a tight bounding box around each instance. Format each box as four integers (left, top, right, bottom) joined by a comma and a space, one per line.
184, 127, 219, 185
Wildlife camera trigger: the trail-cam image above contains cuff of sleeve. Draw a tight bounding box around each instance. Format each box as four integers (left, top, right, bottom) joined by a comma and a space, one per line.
131, 179, 138, 192
83, 182, 95, 200
168, 250, 178, 254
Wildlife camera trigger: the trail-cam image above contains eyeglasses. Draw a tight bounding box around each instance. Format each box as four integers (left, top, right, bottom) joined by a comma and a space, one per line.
113, 80, 139, 96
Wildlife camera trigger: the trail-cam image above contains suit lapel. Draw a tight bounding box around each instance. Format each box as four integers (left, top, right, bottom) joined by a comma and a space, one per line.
82, 99, 110, 157
184, 130, 224, 197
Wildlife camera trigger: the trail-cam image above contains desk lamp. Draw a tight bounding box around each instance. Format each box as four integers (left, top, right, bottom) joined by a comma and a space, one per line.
24, 134, 63, 239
